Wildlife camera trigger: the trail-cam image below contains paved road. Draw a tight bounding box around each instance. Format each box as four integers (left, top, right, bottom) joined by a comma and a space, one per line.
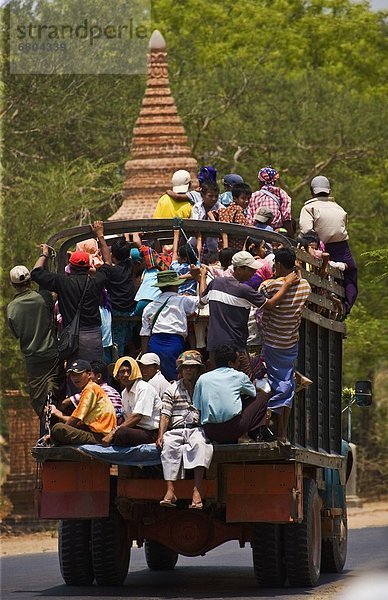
1, 527, 388, 600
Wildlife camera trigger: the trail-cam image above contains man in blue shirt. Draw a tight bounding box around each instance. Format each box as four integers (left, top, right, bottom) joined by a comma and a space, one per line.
193, 345, 268, 443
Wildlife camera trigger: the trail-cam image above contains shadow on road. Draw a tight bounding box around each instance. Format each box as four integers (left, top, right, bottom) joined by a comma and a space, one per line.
29, 567, 353, 599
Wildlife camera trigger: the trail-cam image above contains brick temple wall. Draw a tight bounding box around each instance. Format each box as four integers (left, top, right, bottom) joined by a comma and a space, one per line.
1, 392, 40, 523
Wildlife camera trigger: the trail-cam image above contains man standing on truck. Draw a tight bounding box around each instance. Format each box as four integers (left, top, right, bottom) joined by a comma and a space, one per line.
31, 221, 112, 363
299, 175, 358, 315
194, 251, 299, 373
259, 247, 311, 442
46, 359, 116, 445
140, 270, 199, 381
7, 265, 65, 436
157, 351, 213, 509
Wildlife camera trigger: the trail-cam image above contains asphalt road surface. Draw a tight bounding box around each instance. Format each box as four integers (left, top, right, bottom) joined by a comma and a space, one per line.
1, 526, 387, 600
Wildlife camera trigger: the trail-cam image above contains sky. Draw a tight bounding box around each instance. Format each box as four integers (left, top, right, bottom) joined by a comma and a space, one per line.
370, 0, 388, 8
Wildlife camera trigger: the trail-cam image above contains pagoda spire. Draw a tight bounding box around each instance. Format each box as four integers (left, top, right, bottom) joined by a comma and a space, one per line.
110, 30, 198, 220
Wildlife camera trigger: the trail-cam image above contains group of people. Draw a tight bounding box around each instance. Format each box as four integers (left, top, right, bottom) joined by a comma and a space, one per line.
7, 164, 357, 506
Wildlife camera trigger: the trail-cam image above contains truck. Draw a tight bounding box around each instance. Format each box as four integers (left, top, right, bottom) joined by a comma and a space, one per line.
32, 219, 371, 588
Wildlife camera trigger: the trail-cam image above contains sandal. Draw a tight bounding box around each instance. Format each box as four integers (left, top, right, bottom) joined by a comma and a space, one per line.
188, 501, 203, 510
159, 495, 177, 508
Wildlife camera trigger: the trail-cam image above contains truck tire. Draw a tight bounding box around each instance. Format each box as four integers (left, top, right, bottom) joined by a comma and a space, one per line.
251, 523, 286, 587
91, 505, 130, 586
58, 519, 94, 586
321, 518, 348, 572
285, 478, 322, 587
144, 540, 179, 570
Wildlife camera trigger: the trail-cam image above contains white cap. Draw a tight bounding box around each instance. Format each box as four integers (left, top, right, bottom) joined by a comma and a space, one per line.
232, 251, 262, 270
172, 169, 191, 193
137, 353, 160, 366
311, 175, 330, 194
10, 265, 31, 284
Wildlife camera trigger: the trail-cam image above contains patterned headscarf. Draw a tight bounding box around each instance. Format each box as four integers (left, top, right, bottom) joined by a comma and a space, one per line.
258, 166, 280, 185
113, 356, 142, 380
76, 238, 104, 269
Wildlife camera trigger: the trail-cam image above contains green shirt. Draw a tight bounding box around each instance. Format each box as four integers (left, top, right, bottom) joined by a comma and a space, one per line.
7, 288, 58, 363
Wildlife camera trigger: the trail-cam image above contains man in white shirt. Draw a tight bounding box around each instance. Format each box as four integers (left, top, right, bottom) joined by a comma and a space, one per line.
137, 353, 170, 397
140, 270, 199, 381
299, 175, 357, 315
102, 356, 162, 447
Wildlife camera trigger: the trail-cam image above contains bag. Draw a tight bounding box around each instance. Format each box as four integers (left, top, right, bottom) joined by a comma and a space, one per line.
58, 316, 81, 360
58, 276, 90, 360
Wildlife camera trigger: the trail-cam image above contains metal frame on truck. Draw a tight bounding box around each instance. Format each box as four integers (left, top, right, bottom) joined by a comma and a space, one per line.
32, 219, 353, 588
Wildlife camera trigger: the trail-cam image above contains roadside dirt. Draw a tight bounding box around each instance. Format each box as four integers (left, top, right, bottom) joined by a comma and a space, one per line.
1, 501, 387, 557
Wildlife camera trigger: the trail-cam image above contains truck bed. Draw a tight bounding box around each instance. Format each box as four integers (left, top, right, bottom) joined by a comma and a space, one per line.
32, 441, 343, 470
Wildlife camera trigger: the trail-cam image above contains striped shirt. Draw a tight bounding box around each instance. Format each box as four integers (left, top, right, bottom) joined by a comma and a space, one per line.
170, 260, 198, 296
260, 277, 311, 349
201, 276, 267, 351
161, 379, 200, 429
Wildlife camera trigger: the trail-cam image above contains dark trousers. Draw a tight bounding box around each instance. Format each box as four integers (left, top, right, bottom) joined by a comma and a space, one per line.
113, 426, 158, 446
203, 392, 268, 444
325, 240, 358, 315
26, 355, 66, 437
51, 422, 104, 445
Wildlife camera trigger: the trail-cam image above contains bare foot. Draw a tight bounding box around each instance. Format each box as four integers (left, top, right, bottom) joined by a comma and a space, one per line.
238, 433, 252, 444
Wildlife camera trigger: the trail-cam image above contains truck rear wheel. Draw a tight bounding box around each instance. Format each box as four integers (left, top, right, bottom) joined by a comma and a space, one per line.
251, 523, 286, 587
285, 478, 322, 587
321, 518, 348, 572
58, 519, 94, 586
144, 540, 179, 570
91, 505, 130, 586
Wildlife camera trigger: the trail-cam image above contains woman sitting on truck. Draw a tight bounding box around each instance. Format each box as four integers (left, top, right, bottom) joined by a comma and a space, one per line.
102, 356, 162, 447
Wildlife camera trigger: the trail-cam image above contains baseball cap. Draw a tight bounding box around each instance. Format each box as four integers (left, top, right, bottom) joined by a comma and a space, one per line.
223, 173, 244, 186
67, 359, 92, 374
232, 251, 262, 271
311, 175, 330, 194
176, 350, 205, 370
137, 353, 160, 366
254, 206, 273, 223
172, 170, 191, 193
10, 265, 31, 285
69, 251, 90, 267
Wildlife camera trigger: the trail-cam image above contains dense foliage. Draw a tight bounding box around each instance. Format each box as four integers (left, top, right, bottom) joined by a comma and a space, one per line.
1, 0, 387, 493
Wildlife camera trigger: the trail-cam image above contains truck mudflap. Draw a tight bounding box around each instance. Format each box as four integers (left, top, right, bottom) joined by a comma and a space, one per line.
35, 461, 110, 519
225, 463, 303, 523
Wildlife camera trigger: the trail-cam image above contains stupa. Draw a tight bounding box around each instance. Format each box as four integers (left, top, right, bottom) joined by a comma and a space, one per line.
110, 30, 198, 220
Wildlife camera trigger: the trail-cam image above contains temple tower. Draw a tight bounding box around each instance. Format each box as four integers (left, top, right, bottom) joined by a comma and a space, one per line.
110, 30, 198, 220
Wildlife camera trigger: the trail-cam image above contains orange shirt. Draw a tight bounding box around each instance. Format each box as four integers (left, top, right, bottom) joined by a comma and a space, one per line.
72, 381, 116, 434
